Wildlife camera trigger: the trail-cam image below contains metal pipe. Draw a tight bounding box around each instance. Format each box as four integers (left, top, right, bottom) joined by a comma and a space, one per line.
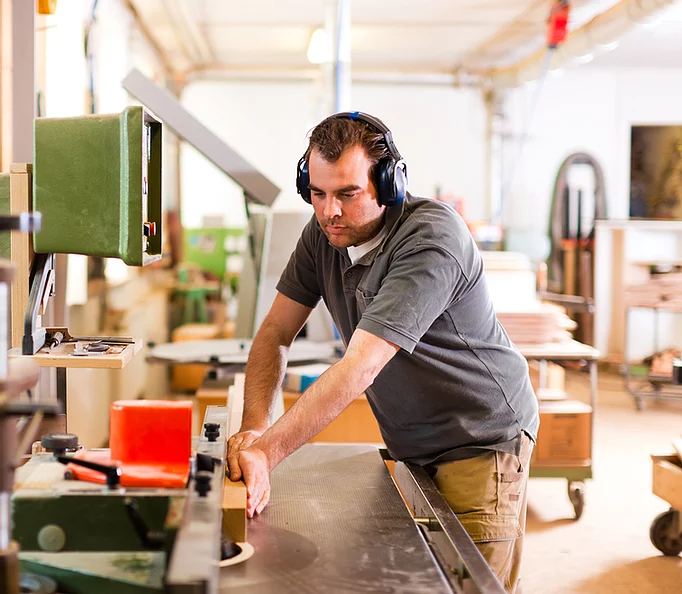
333, 0, 351, 112
0, 492, 10, 550
0, 275, 13, 553
11, 0, 34, 164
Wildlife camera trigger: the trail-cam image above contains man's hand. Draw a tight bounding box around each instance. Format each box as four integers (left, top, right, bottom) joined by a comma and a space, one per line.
237, 446, 271, 518
227, 429, 263, 481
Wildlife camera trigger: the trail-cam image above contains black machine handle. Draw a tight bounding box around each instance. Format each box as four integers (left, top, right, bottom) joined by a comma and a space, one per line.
56, 455, 122, 490
123, 497, 166, 550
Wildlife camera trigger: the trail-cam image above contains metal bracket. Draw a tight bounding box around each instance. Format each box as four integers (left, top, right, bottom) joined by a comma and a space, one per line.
22, 253, 55, 355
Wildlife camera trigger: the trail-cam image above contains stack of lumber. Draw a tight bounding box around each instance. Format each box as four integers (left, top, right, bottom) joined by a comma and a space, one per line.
497, 302, 576, 345
625, 273, 682, 311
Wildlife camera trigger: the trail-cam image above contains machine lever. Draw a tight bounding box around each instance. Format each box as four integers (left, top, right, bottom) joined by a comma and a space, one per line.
123, 497, 166, 550
56, 455, 122, 489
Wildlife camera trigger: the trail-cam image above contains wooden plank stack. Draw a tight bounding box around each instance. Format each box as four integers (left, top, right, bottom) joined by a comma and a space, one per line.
625, 273, 682, 311
497, 302, 576, 345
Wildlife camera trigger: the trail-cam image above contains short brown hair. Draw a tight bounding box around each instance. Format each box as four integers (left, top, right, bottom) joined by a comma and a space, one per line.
305, 116, 390, 180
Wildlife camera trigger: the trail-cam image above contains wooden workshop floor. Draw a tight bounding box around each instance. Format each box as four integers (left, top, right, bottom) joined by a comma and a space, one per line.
523, 369, 682, 594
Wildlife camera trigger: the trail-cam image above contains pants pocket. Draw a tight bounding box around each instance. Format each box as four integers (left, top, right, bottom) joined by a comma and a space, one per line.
432, 451, 523, 543
495, 450, 525, 519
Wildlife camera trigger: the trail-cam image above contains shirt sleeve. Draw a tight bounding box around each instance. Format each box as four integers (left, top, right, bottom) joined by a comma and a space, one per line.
357, 239, 470, 354
275, 216, 323, 309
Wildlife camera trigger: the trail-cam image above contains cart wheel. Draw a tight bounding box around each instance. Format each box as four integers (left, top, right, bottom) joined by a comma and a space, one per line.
634, 396, 645, 411
650, 510, 682, 556
567, 481, 585, 520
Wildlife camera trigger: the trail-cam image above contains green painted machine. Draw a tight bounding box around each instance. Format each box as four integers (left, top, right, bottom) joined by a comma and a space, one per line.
12, 407, 229, 594
33, 106, 162, 266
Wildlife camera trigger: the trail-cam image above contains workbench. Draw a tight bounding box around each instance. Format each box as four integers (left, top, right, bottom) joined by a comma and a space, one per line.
517, 339, 599, 519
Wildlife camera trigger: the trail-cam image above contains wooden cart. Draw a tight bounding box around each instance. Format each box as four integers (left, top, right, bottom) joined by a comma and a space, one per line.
518, 340, 599, 520
650, 443, 682, 556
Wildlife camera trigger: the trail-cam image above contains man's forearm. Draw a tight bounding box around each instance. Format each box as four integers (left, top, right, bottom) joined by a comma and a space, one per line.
255, 354, 377, 470
241, 325, 290, 432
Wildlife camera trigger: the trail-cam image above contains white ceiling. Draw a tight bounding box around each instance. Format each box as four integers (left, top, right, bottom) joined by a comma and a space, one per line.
587, 2, 682, 69
130, 0, 632, 80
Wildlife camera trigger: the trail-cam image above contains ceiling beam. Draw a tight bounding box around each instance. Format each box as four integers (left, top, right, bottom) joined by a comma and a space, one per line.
122, 0, 175, 79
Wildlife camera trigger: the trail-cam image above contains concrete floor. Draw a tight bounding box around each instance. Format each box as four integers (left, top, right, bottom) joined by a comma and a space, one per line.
523, 370, 682, 594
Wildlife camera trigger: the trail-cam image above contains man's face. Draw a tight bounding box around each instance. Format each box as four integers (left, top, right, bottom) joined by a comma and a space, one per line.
307, 145, 386, 249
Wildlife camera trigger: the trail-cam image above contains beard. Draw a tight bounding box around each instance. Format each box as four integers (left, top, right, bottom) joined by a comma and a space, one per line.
318, 215, 385, 248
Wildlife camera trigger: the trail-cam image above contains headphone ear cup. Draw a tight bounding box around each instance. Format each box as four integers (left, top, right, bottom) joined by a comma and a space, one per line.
375, 158, 407, 207
375, 157, 392, 207
296, 157, 311, 204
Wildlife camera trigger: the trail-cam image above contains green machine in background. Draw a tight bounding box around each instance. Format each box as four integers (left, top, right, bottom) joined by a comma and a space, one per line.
33, 106, 162, 266
0, 105, 165, 354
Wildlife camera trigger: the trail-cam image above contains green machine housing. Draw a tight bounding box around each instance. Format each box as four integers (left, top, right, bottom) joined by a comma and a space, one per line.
33, 106, 162, 266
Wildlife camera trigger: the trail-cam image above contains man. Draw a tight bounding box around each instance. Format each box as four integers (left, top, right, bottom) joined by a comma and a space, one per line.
227, 111, 539, 593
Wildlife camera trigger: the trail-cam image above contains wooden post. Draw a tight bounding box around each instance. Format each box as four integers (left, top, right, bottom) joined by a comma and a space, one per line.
9, 163, 32, 349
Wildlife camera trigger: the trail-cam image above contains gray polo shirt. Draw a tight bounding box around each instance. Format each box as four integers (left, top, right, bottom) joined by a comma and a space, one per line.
277, 194, 539, 465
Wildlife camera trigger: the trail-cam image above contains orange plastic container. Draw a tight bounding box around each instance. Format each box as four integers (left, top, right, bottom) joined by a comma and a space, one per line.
110, 400, 192, 465
69, 399, 193, 489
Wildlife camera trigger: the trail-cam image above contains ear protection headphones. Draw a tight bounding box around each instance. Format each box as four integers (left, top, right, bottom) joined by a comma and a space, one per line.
296, 111, 408, 207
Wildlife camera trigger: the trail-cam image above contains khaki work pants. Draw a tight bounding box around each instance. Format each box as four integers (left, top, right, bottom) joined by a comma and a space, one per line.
431, 433, 534, 594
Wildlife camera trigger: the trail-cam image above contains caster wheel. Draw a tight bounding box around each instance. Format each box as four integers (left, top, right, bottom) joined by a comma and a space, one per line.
650, 510, 682, 556
568, 481, 585, 520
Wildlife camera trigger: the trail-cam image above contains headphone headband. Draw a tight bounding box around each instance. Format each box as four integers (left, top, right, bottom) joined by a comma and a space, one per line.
325, 111, 403, 161
296, 110, 408, 207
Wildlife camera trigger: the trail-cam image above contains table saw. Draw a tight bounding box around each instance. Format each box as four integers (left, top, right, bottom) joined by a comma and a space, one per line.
220, 443, 504, 594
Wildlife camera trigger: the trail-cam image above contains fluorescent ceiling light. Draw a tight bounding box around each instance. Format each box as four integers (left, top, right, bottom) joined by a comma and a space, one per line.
599, 40, 620, 52
307, 28, 332, 64
573, 53, 595, 65
640, 16, 663, 30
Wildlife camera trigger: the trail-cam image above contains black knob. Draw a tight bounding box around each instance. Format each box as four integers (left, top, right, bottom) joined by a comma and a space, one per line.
204, 423, 220, 442
41, 433, 78, 455
195, 471, 212, 497
196, 453, 217, 473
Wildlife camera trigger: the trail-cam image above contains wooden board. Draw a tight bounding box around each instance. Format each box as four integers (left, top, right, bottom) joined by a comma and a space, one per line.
10, 163, 32, 349
497, 302, 577, 345
9, 339, 142, 369
223, 477, 247, 543
516, 340, 599, 361
223, 372, 247, 543
283, 390, 384, 444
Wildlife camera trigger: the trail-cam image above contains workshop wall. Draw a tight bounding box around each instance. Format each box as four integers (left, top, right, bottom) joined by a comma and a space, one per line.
503, 66, 682, 232
179, 79, 488, 229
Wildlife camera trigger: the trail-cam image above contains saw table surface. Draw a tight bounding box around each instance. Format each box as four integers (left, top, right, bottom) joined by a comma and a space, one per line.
220, 444, 451, 594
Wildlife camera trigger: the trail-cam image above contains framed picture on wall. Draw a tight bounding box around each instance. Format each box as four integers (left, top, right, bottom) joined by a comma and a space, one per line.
630, 125, 682, 219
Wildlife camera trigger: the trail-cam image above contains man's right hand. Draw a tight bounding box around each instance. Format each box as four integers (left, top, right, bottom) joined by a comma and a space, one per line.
227, 429, 264, 481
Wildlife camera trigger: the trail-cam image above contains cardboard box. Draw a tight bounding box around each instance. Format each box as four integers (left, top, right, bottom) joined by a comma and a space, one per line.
652, 454, 682, 511
283, 390, 383, 444
533, 400, 592, 465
